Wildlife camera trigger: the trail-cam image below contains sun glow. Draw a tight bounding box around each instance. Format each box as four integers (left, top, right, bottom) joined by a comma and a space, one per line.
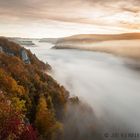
0, 0, 140, 37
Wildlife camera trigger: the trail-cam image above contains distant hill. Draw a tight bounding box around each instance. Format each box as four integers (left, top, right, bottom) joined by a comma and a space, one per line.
39, 38, 61, 43
57, 33, 140, 43
8, 37, 36, 46
54, 33, 140, 59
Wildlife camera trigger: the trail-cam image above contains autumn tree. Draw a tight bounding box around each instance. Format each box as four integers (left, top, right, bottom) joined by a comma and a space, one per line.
0, 37, 69, 140
0, 68, 25, 96
35, 95, 63, 140
0, 92, 37, 140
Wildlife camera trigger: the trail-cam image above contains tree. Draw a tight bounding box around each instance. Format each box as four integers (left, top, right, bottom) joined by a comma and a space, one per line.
35, 95, 63, 140
0, 68, 25, 96
0, 93, 37, 140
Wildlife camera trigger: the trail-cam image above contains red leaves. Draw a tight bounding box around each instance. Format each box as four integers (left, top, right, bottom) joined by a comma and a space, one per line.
20, 125, 38, 140
0, 93, 37, 140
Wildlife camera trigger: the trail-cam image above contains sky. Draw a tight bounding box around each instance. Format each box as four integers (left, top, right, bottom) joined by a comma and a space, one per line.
0, 0, 140, 38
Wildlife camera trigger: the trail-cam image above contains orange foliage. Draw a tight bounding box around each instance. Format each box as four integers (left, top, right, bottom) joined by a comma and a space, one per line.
0, 68, 25, 96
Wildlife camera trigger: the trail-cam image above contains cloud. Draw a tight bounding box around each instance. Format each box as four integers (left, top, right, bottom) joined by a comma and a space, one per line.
0, 0, 140, 37
121, 7, 140, 13
0, 0, 139, 19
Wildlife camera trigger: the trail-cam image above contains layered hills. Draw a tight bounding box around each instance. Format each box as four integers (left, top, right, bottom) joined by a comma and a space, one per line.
54, 33, 140, 59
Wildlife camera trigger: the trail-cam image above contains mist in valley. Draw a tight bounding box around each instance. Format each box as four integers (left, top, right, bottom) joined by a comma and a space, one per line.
55, 39, 140, 59
26, 41, 140, 139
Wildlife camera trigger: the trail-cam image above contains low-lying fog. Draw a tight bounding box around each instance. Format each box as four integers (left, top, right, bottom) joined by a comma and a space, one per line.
26, 41, 140, 139
56, 39, 140, 59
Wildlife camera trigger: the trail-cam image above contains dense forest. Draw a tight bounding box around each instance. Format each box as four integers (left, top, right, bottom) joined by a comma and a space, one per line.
0, 37, 102, 140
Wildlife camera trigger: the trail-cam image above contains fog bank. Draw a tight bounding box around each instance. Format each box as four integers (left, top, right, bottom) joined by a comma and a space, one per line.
55, 39, 140, 59
27, 41, 140, 139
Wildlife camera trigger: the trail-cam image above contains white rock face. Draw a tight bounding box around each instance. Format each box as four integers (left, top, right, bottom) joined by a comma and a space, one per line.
20, 49, 30, 64
0, 46, 3, 52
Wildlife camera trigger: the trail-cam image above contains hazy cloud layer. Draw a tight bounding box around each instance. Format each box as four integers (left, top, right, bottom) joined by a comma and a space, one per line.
0, 0, 140, 37
0, 0, 140, 22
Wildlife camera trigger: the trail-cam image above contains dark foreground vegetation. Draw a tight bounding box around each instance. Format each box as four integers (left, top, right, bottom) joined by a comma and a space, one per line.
0, 37, 102, 140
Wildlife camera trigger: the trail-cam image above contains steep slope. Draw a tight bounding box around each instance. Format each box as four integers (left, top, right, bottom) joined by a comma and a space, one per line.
0, 37, 102, 140
0, 37, 69, 140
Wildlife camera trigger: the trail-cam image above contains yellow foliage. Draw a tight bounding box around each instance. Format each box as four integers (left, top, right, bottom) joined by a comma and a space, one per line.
11, 97, 26, 114
35, 95, 63, 140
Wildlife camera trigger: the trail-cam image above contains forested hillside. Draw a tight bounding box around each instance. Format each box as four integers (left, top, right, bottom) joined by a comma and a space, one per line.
0, 37, 102, 140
